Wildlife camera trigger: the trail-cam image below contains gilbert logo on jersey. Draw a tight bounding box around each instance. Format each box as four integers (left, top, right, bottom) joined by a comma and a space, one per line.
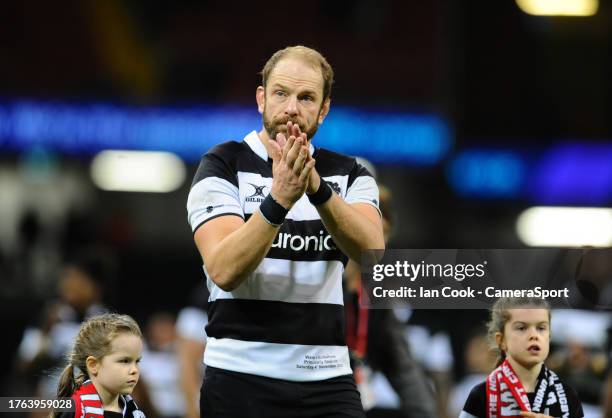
246, 183, 267, 203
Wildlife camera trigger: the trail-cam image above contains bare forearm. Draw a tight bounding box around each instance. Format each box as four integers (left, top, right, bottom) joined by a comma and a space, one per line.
178, 367, 199, 410
317, 194, 384, 262
204, 214, 279, 291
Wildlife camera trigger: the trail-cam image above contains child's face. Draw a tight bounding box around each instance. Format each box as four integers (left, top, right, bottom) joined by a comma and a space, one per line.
498, 308, 550, 370
95, 333, 143, 396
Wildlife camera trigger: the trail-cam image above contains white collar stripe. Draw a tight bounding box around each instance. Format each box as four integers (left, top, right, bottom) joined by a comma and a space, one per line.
83, 406, 104, 414
78, 394, 100, 401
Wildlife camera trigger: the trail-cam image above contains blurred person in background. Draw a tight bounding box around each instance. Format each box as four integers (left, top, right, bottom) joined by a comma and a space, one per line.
344, 183, 437, 418
447, 327, 496, 418
176, 283, 209, 418
139, 312, 186, 418
548, 341, 607, 410
404, 324, 454, 418
547, 308, 610, 418
603, 369, 612, 418
186, 45, 384, 417
16, 249, 112, 407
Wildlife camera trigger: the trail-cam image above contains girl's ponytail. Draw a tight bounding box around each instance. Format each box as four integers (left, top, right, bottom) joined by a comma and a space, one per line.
56, 363, 76, 399
494, 348, 506, 368
49, 363, 78, 418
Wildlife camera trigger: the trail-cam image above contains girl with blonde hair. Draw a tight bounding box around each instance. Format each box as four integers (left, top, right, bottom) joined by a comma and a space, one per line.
53, 313, 146, 418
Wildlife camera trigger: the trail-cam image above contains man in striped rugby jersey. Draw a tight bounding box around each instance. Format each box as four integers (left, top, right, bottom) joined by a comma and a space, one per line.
187, 45, 384, 418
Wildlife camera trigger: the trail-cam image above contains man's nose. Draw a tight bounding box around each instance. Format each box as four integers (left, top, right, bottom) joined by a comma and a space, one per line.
284, 95, 298, 116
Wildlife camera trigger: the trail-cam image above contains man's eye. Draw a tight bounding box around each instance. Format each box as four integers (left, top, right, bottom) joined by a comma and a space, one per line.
300, 96, 313, 102
275, 91, 286, 97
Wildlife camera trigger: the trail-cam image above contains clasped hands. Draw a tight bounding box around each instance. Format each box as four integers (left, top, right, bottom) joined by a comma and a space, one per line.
268, 121, 321, 209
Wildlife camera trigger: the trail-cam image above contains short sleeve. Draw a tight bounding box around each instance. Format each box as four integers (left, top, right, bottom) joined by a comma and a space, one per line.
461, 382, 486, 418
565, 383, 584, 417
187, 152, 244, 233
345, 162, 380, 216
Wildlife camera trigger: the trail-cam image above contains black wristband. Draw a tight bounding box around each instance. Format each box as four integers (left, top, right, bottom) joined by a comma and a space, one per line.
307, 180, 333, 206
259, 194, 289, 227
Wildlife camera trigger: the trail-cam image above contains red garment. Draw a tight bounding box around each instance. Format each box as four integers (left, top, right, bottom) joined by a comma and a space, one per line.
485, 359, 571, 418
72, 381, 104, 418
345, 286, 369, 359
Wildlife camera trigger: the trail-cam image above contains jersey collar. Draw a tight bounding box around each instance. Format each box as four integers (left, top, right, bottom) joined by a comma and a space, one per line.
244, 130, 315, 162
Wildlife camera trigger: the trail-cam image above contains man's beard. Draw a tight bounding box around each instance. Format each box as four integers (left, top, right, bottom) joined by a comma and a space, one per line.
263, 108, 321, 142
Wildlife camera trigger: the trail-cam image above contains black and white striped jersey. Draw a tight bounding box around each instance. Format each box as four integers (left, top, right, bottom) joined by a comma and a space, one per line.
186, 130, 380, 382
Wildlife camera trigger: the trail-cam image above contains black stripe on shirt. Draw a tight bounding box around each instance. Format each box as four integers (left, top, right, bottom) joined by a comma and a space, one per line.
348, 161, 375, 189
191, 141, 249, 187
312, 148, 374, 189
192, 141, 373, 192
206, 299, 345, 346
192, 141, 275, 186
312, 148, 356, 177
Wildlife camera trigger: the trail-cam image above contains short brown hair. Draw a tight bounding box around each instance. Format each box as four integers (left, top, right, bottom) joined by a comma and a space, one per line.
260, 45, 334, 100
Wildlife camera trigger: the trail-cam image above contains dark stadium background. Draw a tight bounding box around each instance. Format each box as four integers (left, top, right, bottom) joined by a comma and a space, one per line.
1, 0, 611, 414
